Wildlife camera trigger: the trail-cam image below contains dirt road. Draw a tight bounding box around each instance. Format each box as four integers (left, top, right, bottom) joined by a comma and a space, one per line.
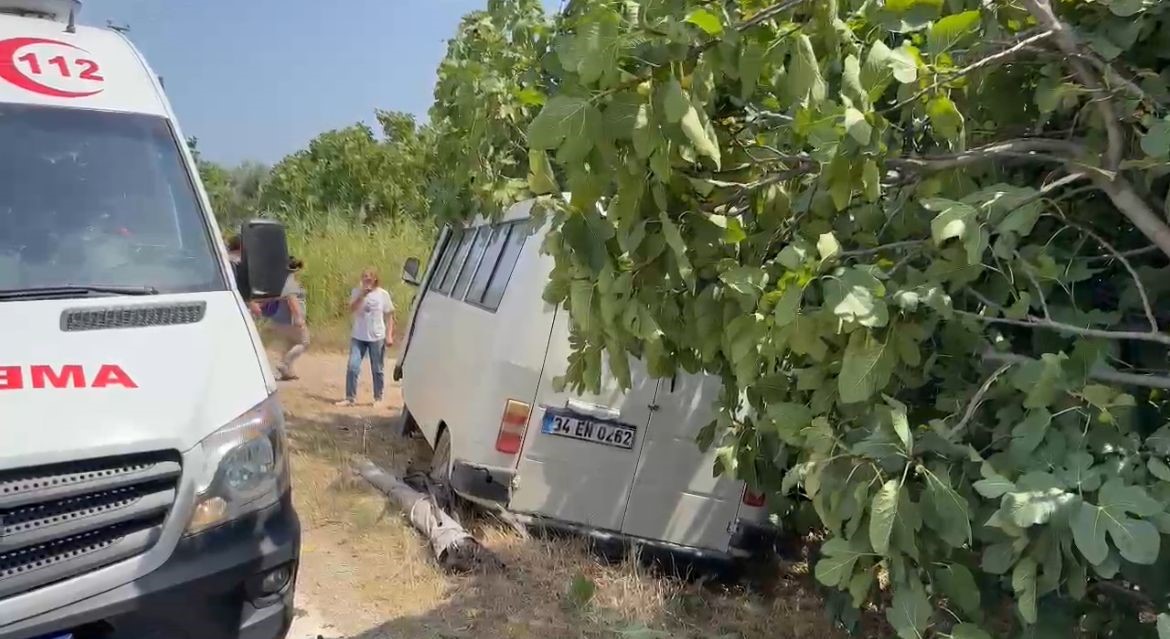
277, 350, 836, 639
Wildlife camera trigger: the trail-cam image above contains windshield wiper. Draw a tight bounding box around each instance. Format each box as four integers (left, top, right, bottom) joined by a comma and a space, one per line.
0, 285, 160, 301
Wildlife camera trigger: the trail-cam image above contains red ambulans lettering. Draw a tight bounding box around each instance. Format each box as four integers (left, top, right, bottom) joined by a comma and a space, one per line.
0, 364, 137, 390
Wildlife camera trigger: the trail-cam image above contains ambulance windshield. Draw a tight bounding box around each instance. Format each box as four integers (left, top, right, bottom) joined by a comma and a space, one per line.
0, 103, 223, 297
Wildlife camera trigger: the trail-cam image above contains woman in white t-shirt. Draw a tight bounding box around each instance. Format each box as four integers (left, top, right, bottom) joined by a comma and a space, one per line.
335, 267, 395, 406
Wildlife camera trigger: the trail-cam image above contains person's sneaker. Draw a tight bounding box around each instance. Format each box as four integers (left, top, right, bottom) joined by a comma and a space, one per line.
334, 399, 355, 407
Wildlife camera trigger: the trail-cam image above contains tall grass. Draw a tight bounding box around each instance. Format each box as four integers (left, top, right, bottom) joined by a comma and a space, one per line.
279, 212, 437, 349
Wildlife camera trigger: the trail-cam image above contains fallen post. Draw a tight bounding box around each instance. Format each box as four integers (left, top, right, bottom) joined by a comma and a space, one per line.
351, 456, 503, 573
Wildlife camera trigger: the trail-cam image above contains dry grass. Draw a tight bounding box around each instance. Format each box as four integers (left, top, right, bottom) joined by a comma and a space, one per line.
280, 351, 849, 639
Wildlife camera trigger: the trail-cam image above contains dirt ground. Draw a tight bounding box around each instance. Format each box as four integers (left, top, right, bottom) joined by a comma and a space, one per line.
278, 350, 843, 639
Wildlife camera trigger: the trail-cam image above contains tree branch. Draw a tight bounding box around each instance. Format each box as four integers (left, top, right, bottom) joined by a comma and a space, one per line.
1047, 215, 1158, 333
737, 0, 806, 32
1017, 255, 1053, 320
948, 362, 1015, 439
957, 309, 1170, 346
1083, 245, 1161, 262
840, 240, 927, 257
886, 29, 1056, 113
1095, 177, 1170, 262
983, 350, 1170, 390
886, 138, 1084, 173
1021, 0, 1124, 172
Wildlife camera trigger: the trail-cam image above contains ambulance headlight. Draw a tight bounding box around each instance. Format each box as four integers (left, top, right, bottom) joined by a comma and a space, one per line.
186, 394, 289, 534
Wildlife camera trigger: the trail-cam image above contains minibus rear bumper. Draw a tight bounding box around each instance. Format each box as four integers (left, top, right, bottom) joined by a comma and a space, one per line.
451, 460, 515, 506
3, 493, 300, 639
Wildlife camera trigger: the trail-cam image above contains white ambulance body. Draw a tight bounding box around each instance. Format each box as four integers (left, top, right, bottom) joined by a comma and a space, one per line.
395, 200, 774, 559
0, 3, 299, 638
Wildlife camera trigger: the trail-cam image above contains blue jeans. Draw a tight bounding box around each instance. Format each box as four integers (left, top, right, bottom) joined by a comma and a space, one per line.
345, 338, 385, 401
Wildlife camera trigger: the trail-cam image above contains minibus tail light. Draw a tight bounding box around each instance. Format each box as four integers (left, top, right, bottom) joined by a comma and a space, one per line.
496, 400, 531, 454
742, 488, 766, 508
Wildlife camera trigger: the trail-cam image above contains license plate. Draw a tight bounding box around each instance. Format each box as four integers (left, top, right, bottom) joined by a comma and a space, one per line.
542, 412, 636, 450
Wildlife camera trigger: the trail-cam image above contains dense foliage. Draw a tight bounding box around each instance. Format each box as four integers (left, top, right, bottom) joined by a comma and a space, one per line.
191, 110, 433, 227
431, 0, 1170, 636
262, 111, 433, 223
427, 0, 551, 221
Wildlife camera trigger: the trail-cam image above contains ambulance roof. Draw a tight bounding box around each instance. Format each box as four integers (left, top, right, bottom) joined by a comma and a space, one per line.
0, 9, 167, 117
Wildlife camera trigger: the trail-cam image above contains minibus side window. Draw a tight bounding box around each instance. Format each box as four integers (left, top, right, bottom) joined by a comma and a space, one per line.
465, 224, 509, 304
479, 221, 528, 311
428, 228, 463, 294
453, 227, 490, 300
438, 229, 475, 294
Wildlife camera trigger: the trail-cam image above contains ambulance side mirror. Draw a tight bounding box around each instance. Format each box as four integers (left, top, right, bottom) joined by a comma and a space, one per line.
401, 257, 421, 286
239, 219, 289, 300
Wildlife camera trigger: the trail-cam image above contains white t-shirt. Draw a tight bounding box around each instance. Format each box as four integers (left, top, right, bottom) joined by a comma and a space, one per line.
349, 287, 394, 342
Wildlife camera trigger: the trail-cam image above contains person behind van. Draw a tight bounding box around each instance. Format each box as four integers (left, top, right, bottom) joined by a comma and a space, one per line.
226, 233, 261, 319
269, 256, 310, 380
336, 267, 394, 406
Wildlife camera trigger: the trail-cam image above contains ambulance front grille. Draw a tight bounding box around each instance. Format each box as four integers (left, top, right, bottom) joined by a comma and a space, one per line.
60, 301, 207, 332
0, 451, 180, 599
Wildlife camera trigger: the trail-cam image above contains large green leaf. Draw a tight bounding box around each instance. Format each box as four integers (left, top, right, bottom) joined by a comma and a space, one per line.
922, 467, 972, 547
886, 583, 932, 639
684, 7, 723, 35
1010, 354, 1067, 409
1142, 118, 1170, 158
1012, 557, 1038, 623
789, 34, 827, 102
869, 479, 901, 554
925, 198, 983, 264
662, 78, 690, 124
739, 41, 767, 101
927, 96, 964, 143
1003, 485, 1076, 528
935, 563, 981, 617
679, 104, 722, 168
659, 210, 694, 288
927, 10, 981, 55
527, 149, 558, 195
890, 44, 920, 83
1010, 409, 1052, 458
814, 537, 869, 587
860, 41, 896, 100
952, 624, 993, 639
839, 331, 895, 403
825, 267, 888, 329
528, 96, 601, 157
1072, 479, 1162, 565
844, 107, 872, 145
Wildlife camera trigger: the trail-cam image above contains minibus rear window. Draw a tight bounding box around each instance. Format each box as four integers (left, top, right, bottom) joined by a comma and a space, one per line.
0, 104, 223, 296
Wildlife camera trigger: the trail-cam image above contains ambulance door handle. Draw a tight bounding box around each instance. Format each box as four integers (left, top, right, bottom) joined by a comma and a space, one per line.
669, 374, 677, 393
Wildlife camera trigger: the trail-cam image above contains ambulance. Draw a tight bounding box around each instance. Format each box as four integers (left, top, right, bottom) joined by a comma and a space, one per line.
0, 2, 299, 638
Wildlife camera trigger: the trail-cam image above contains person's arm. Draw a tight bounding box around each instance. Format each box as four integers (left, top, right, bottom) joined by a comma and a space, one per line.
349, 288, 369, 313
